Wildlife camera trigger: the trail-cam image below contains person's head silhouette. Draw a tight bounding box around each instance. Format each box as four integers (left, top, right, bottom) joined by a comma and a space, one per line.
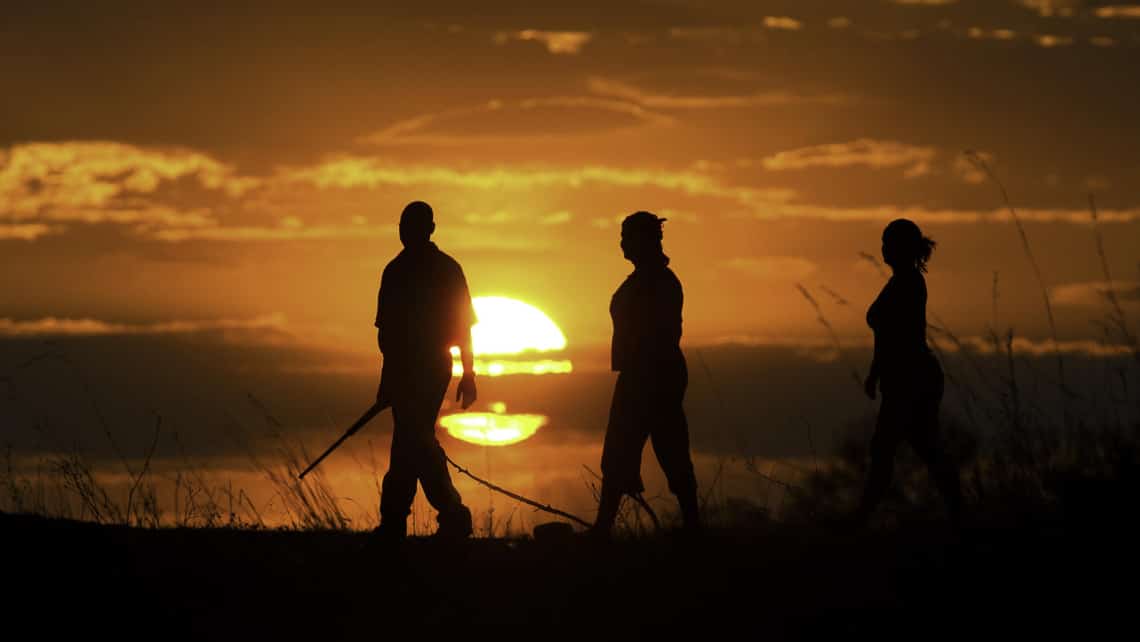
620, 211, 668, 266
399, 201, 435, 248
882, 218, 936, 273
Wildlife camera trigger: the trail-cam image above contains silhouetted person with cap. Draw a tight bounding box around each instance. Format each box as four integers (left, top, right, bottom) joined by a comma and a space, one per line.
373, 200, 477, 541
856, 218, 962, 527
590, 211, 700, 537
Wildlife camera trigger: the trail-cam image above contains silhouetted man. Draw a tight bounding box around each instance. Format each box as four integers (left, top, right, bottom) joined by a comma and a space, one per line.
374, 201, 477, 541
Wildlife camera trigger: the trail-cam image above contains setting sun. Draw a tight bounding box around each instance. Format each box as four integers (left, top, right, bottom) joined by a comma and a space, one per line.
450, 296, 572, 376
470, 296, 567, 354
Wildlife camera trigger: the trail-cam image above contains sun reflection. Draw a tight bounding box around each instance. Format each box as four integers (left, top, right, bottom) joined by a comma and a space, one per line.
440, 403, 547, 446
451, 359, 573, 377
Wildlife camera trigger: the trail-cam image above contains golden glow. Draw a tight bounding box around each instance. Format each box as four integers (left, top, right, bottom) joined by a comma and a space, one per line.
451, 358, 573, 377
449, 296, 572, 376
470, 296, 567, 355
440, 403, 547, 446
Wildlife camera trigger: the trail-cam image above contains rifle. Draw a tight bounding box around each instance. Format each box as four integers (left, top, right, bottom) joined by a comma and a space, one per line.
298, 400, 388, 479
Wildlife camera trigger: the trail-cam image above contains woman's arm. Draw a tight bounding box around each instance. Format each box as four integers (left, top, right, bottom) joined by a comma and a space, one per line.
864, 279, 892, 400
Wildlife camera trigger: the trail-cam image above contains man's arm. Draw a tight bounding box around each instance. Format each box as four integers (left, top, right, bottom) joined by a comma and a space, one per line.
453, 261, 478, 409
375, 264, 389, 353
456, 328, 477, 409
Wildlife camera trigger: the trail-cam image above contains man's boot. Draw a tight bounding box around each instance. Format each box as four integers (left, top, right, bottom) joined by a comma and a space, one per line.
371, 516, 407, 549
434, 504, 473, 540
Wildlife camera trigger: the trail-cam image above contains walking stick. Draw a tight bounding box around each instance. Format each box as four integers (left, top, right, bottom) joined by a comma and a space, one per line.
298, 401, 388, 479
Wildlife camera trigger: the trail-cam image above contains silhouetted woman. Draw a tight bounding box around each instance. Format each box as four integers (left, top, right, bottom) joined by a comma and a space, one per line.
857, 218, 962, 527
590, 211, 700, 536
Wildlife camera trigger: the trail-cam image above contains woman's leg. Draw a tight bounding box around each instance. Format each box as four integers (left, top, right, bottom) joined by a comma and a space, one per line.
910, 360, 961, 525
854, 398, 904, 524
650, 416, 700, 531
908, 382, 962, 526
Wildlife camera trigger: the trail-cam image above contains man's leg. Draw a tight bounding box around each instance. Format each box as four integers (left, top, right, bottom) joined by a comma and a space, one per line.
406, 375, 471, 537
377, 406, 420, 537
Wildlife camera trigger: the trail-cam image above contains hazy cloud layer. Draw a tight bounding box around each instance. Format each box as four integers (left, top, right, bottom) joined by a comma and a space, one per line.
358, 97, 673, 146
762, 139, 936, 178
587, 77, 856, 109
2, 1, 1139, 351
0, 315, 287, 337
722, 256, 818, 280
494, 30, 593, 54
1051, 281, 1140, 307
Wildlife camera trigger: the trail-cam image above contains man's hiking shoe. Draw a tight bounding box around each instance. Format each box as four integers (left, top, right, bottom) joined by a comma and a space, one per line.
371, 520, 407, 546
433, 505, 473, 541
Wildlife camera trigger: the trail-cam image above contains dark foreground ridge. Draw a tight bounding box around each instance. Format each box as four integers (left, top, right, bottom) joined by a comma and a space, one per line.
6, 512, 1136, 641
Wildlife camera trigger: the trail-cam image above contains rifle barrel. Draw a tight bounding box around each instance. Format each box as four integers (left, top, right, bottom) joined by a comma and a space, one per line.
298, 401, 386, 479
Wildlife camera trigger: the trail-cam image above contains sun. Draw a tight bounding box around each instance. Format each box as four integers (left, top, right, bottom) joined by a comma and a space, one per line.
470, 296, 567, 355
449, 296, 572, 376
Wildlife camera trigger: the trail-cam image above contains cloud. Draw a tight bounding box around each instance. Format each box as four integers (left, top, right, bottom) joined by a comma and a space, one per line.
1094, 5, 1140, 18
147, 224, 388, 242
358, 97, 673, 146
667, 27, 755, 45
494, 30, 592, 54
0, 142, 258, 238
1051, 281, 1140, 307
1034, 34, 1075, 47
464, 211, 514, 225
0, 314, 286, 337
280, 156, 788, 205
828, 17, 852, 29
756, 203, 1140, 224
761, 139, 936, 177
763, 17, 802, 31
148, 220, 550, 251
586, 77, 856, 109
694, 333, 1136, 358
722, 257, 818, 280
282, 155, 1140, 227
0, 223, 58, 240
967, 27, 1018, 40
0, 142, 256, 221
538, 211, 573, 225
953, 151, 996, 183
1017, 0, 1080, 17
937, 335, 1137, 357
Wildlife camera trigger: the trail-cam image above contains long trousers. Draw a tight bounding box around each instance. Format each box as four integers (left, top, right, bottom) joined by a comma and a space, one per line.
596, 363, 699, 529
378, 364, 468, 528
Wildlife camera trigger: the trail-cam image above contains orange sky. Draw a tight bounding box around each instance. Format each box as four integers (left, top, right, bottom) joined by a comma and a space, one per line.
3, 0, 1140, 355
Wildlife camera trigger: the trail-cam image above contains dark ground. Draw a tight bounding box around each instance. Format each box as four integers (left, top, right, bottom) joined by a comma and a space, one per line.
5, 511, 1137, 641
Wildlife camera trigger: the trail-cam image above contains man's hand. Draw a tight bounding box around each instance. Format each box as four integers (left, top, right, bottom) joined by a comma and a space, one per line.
863, 375, 878, 400
457, 372, 477, 409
